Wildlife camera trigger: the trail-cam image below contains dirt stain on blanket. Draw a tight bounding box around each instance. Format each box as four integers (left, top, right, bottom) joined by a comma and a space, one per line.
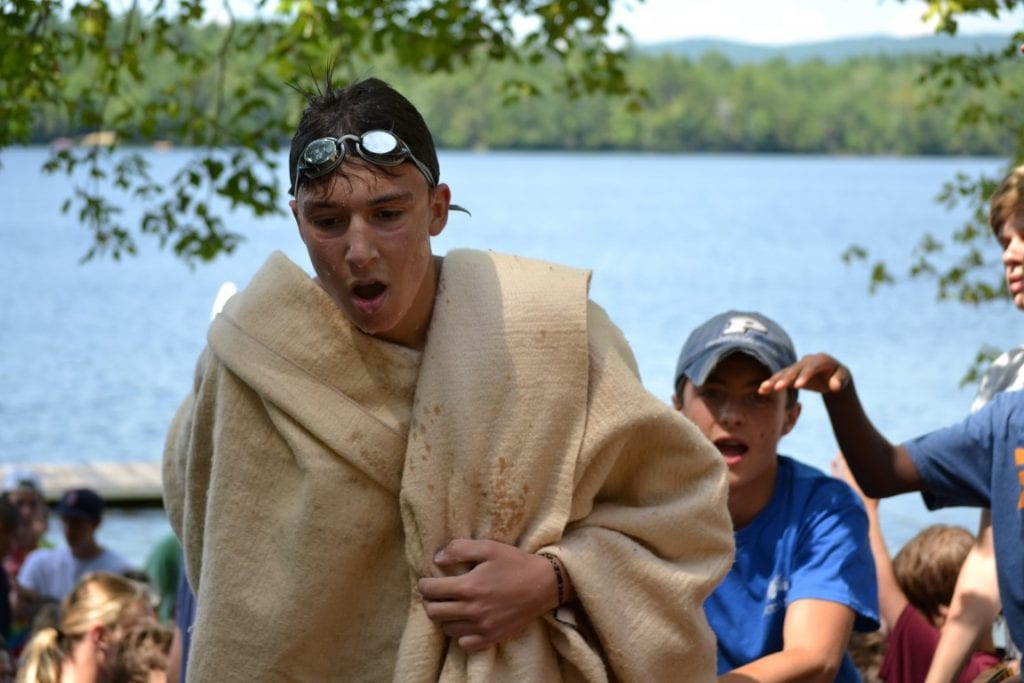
489, 456, 527, 539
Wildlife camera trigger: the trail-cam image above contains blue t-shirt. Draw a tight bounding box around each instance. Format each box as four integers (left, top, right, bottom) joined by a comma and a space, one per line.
705, 456, 879, 680
905, 389, 1024, 651
174, 553, 197, 683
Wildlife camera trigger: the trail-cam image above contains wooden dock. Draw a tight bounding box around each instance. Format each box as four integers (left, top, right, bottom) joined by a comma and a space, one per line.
1, 462, 164, 509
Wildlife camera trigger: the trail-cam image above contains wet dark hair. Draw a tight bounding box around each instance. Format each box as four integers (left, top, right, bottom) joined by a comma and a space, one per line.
289, 76, 439, 197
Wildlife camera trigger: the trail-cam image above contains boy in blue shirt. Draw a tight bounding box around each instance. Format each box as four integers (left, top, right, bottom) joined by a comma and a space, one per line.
764, 348, 1024, 676
674, 310, 879, 681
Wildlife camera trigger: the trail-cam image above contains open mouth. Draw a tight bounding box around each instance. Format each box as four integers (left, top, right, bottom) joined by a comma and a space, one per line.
349, 280, 388, 315
714, 438, 748, 458
352, 281, 387, 301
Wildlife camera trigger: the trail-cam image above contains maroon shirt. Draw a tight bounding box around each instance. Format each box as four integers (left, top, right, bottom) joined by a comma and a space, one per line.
880, 604, 1003, 683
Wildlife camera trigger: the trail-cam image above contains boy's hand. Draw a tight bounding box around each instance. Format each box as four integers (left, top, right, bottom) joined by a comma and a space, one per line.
418, 539, 563, 652
759, 353, 850, 396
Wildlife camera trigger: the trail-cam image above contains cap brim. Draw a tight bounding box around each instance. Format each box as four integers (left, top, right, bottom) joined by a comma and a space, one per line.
683, 343, 782, 387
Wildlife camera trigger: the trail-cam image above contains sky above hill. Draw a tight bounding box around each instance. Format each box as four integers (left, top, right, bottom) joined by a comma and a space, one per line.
610, 0, 1024, 46
157, 0, 1024, 47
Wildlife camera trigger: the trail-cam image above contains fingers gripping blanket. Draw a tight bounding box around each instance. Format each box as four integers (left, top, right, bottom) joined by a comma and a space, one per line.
163, 249, 732, 682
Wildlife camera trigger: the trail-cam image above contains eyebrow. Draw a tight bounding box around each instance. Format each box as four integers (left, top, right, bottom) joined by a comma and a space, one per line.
302, 190, 416, 212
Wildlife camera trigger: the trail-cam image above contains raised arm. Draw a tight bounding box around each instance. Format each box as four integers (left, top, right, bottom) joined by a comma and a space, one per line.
762, 353, 923, 498
832, 453, 908, 633
925, 511, 1000, 683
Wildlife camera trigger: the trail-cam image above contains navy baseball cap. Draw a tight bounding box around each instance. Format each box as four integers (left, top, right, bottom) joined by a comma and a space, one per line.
675, 311, 797, 389
55, 488, 104, 520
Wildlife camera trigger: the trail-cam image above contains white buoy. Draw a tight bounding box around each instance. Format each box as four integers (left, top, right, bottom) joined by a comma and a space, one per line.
210, 281, 238, 321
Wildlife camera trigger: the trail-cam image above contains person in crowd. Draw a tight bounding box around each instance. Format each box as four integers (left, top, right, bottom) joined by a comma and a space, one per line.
760, 354, 1024, 678
163, 554, 193, 683
162, 76, 733, 681
16, 489, 133, 605
926, 165, 1024, 682
0, 644, 12, 683
671, 310, 879, 681
16, 571, 154, 683
2, 470, 50, 659
846, 630, 888, 682
141, 535, 179, 625
108, 621, 174, 683
833, 454, 1001, 682
0, 497, 19, 646
26, 601, 60, 641
2, 470, 49, 581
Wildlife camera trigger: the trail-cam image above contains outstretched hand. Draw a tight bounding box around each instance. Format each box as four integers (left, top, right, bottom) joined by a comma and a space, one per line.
759, 352, 850, 397
418, 539, 562, 652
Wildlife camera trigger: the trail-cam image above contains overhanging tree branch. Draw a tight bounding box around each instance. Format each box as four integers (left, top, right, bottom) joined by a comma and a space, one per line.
1, 0, 639, 264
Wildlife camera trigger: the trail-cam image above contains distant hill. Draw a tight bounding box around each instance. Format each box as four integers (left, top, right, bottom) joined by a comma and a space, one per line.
637, 33, 1011, 63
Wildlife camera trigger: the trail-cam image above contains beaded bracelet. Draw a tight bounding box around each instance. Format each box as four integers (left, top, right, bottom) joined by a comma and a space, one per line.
538, 552, 566, 607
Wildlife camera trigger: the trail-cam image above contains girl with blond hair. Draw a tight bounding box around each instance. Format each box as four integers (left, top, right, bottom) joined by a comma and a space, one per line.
16, 572, 153, 683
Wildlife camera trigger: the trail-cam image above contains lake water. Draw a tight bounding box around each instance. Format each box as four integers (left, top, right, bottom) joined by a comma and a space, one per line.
1, 146, 1020, 564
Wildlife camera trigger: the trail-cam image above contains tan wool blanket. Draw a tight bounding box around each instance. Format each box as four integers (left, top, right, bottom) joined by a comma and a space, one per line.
164, 249, 732, 682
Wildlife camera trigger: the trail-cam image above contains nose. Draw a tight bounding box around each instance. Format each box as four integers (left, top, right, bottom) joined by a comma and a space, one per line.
345, 219, 379, 268
715, 397, 744, 427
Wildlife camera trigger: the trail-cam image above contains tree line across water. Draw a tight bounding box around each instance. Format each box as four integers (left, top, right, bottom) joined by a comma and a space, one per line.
28, 21, 1018, 157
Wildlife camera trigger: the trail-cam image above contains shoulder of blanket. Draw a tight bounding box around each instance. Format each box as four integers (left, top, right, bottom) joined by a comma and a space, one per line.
190, 344, 215, 386
218, 251, 319, 320
585, 299, 640, 378
444, 248, 592, 291
439, 249, 593, 351
207, 251, 337, 356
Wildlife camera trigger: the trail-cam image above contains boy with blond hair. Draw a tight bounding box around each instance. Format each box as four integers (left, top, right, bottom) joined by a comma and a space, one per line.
765, 165, 1024, 678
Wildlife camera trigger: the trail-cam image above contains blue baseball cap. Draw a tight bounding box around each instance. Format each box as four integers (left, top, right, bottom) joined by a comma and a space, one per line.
675, 311, 797, 389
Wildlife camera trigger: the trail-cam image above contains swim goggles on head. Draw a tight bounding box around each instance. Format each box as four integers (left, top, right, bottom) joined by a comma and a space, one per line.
291, 130, 435, 196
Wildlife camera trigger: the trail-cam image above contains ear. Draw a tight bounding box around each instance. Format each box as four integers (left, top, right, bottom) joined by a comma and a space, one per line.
90, 623, 109, 653
932, 603, 949, 629
780, 401, 801, 436
428, 184, 451, 238
671, 393, 683, 411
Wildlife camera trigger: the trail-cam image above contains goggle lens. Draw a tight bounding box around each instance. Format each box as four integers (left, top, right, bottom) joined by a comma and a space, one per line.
360, 130, 405, 161
300, 138, 343, 178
